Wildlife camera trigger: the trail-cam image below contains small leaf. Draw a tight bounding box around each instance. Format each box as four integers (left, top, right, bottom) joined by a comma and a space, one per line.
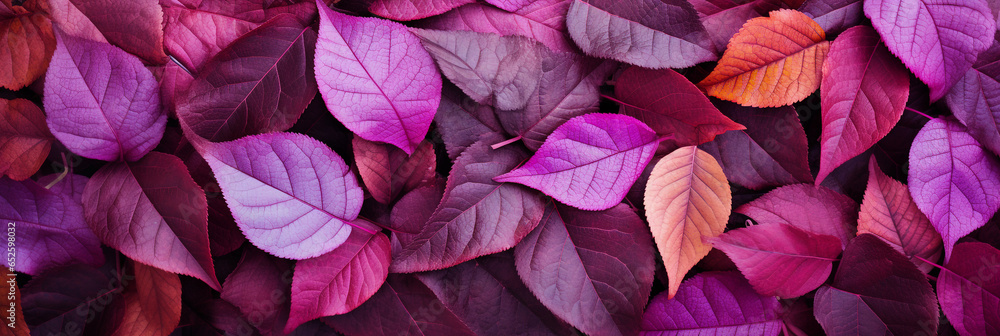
698, 9, 831, 107
640, 271, 783, 335
0, 0, 54, 90
937, 242, 1000, 336
112, 261, 182, 336
353, 136, 436, 204
736, 184, 858, 246
495, 114, 661, 211
221, 247, 294, 336
644, 146, 731, 298
0, 98, 53, 180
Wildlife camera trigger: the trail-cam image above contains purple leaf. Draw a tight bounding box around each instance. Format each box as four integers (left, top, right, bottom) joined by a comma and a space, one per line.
315, 1, 442, 154
369, 0, 475, 21
689, 0, 784, 52
353, 136, 437, 204
176, 14, 317, 142
495, 113, 661, 211
417, 0, 575, 53
21, 264, 116, 334
221, 247, 294, 336
43, 31, 165, 162
287, 225, 390, 333
712, 222, 843, 298
909, 117, 1000, 260
514, 204, 656, 336
946, 33, 1000, 156
36, 172, 88, 204
433, 84, 504, 159
391, 136, 545, 273
813, 234, 939, 336
736, 184, 859, 247
565, 0, 717, 69
937, 242, 1000, 336
0, 178, 102, 275
640, 271, 783, 335
799, 0, 863, 35
412, 29, 543, 111
82, 152, 220, 290
390, 180, 446, 236
864, 0, 995, 100
197, 132, 365, 260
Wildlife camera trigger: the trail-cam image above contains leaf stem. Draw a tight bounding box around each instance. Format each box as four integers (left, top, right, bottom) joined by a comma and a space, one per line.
905, 107, 934, 120
914, 255, 947, 271
491, 135, 522, 150
43, 153, 70, 189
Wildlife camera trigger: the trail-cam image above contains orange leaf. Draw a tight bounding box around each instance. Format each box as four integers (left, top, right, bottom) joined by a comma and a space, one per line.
644, 146, 731, 298
0, 99, 53, 181
0, 273, 28, 336
0, 1, 54, 90
112, 261, 181, 336
698, 9, 830, 107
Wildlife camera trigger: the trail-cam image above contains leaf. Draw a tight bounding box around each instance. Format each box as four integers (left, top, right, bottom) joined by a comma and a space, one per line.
315, 1, 442, 154
287, 226, 391, 333
323, 274, 476, 336
697, 9, 831, 107
221, 247, 294, 336
799, 0, 863, 35
176, 14, 317, 142
416, 252, 576, 335
908, 117, 1000, 260
391, 137, 545, 272
864, 0, 995, 101
495, 114, 661, 211
859, 157, 942, 273
390, 179, 446, 237
412, 28, 541, 111
817, 26, 910, 184
736, 184, 858, 246
565, 0, 717, 68
82, 152, 220, 289
0, 178, 102, 275
813, 234, 939, 336
57, 0, 168, 64
353, 136, 436, 204
946, 34, 1000, 156
434, 84, 504, 160
369, 0, 474, 21
112, 261, 182, 336
0, 0, 54, 90
197, 132, 366, 260
644, 146, 732, 298
36, 172, 88, 203
937, 242, 1000, 336
417, 0, 575, 53
43, 32, 166, 162
640, 271, 783, 335
712, 222, 842, 298
0, 98, 53, 180
698, 101, 812, 189
514, 204, 656, 336
689, 0, 784, 53
21, 264, 116, 334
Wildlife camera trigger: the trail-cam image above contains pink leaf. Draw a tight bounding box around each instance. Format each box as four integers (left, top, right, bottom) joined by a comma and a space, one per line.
640, 271, 783, 335
369, 0, 474, 21
937, 242, 1000, 336
221, 247, 294, 336
736, 183, 858, 247
353, 136, 437, 204
418, 0, 575, 53
53, 0, 168, 64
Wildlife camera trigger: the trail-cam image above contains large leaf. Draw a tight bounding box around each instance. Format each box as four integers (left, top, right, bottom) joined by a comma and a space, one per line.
736, 184, 858, 246
644, 146, 731, 298
197, 132, 366, 260
946, 34, 1000, 156
369, 0, 474, 21
859, 157, 942, 273
315, 1, 441, 154
82, 152, 220, 289
418, 0, 574, 53
221, 247, 294, 336
937, 242, 1000, 336
514, 204, 656, 336
0, 98, 53, 180
817, 26, 910, 184
176, 14, 317, 142
53, 0, 167, 64
391, 136, 545, 272
909, 118, 1000, 260
698, 9, 830, 107
44, 32, 166, 162
615, 67, 745, 147
0, 0, 54, 90
0, 178, 102, 275
799, 0, 862, 35
813, 234, 939, 336
412, 28, 541, 111
287, 226, 391, 333
353, 136, 436, 204
565, 0, 716, 68
640, 271, 783, 335
864, 0, 995, 101
495, 114, 661, 211
713, 222, 842, 298
112, 261, 182, 336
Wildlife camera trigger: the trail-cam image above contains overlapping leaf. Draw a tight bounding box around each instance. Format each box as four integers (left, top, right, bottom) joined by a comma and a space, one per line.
434, 84, 504, 159
937, 242, 1000, 336
220, 247, 294, 336
799, 0, 862, 35
50, 0, 167, 64
353, 137, 436, 204
418, 0, 574, 53
946, 34, 1000, 156
112, 261, 182, 336
21, 264, 117, 334
0, 98, 53, 180
640, 271, 783, 335
689, 0, 784, 52
369, 0, 474, 21
736, 183, 858, 246
0, 0, 54, 90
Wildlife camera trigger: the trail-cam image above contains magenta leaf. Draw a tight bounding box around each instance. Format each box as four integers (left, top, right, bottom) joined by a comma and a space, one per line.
417, 0, 575, 53
864, 0, 995, 100
353, 136, 437, 204
908, 117, 1000, 260
176, 14, 317, 143
36, 172, 88, 204
43, 31, 166, 162
287, 224, 390, 333
315, 1, 441, 154
799, 0, 863, 35
565, 0, 717, 68
937, 242, 1000, 336
412, 28, 542, 111
946, 34, 1000, 156
82, 152, 220, 290
390, 180, 445, 237
221, 247, 294, 336
50, 0, 167, 64
369, 0, 474, 21
712, 223, 843, 298
391, 136, 545, 273
0, 178, 102, 275
640, 271, 783, 335
817, 25, 910, 184
198, 132, 365, 260
514, 204, 656, 336
736, 184, 859, 246
434, 84, 504, 159
495, 113, 661, 211
813, 234, 939, 336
